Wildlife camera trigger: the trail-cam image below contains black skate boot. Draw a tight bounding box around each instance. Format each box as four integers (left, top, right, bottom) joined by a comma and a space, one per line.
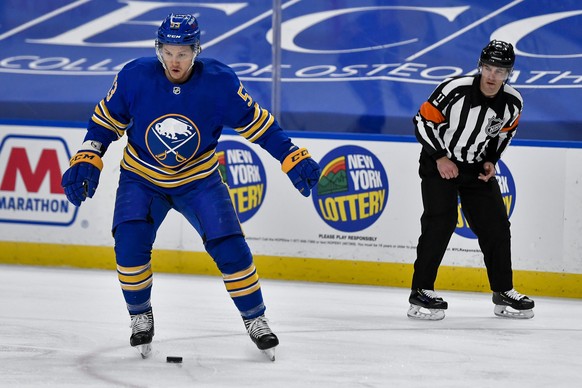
130, 309, 155, 358
493, 289, 534, 319
243, 314, 279, 361
407, 289, 448, 320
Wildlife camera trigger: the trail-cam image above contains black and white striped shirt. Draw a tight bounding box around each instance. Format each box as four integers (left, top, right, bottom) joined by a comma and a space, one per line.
414, 75, 522, 164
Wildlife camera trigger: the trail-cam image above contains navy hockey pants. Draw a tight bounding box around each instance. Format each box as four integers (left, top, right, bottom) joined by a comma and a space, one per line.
112, 170, 265, 318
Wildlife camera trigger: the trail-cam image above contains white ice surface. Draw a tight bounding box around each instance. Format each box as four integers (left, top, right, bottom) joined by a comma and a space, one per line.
1, 264, 581, 388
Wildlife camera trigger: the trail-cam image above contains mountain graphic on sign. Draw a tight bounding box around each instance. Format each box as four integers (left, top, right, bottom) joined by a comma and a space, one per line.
317, 156, 348, 195
217, 151, 228, 183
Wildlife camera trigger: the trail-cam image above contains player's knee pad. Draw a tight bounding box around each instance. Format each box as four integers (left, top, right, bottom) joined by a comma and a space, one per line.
114, 220, 155, 267
205, 234, 253, 274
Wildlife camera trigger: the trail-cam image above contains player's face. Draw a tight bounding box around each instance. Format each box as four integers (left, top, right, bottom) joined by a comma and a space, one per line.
161, 44, 195, 83
479, 64, 510, 97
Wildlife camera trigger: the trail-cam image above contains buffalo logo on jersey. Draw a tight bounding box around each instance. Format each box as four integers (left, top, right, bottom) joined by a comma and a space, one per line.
145, 115, 201, 168
456, 160, 516, 239
216, 140, 267, 223
485, 116, 504, 137
312, 145, 388, 232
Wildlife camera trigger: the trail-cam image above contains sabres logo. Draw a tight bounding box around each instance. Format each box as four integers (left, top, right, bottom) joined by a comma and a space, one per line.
485, 116, 504, 136
145, 114, 201, 168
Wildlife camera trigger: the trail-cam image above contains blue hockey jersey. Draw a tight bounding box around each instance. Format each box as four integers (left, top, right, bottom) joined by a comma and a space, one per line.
85, 56, 292, 192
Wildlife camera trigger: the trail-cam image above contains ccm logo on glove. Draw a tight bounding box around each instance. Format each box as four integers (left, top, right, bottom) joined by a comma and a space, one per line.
61, 150, 103, 207
281, 147, 321, 197
69, 151, 103, 170
281, 148, 311, 173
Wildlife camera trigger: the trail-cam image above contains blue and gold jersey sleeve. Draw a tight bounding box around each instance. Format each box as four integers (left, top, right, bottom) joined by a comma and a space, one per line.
230, 83, 274, 142
219, 66, 293, 161
85, 63, 134, 149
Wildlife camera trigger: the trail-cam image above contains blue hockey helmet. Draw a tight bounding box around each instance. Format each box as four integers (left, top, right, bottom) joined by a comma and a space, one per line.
157, 13, 200, 46
479, 40, 515, 69
155, 14, 201, 68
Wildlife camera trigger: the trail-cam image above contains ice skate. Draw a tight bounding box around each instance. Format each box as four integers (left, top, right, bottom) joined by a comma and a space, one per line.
130, 310, 155, 358
493, 289, 534, 319
407, 289, 448, 321
243, 315, 279, 361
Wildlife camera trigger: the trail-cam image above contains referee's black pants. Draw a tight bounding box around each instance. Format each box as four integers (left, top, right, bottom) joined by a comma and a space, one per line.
411, 151, 513, 292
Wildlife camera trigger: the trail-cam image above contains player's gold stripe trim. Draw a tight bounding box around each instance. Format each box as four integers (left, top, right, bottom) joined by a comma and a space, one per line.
118, 270, 152, 283
120, 277, 153, 291
225, 273, 259, 291
117, 264, 150, 274
223, 265, 256, 281
228, 283, 261, 298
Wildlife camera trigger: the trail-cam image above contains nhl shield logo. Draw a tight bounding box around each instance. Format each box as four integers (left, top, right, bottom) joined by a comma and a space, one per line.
485, 116, 504, 136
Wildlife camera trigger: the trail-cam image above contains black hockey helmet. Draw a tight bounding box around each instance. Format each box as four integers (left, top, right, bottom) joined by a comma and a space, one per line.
479, 40, 515, 69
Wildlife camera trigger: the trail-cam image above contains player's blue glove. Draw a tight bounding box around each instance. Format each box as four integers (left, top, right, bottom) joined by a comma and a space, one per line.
61, 151, 103, 207
281, 147, 321, 197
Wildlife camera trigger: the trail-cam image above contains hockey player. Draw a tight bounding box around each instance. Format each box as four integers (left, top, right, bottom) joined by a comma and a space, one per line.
408, 40, 534, 320
61, 13, 321, 361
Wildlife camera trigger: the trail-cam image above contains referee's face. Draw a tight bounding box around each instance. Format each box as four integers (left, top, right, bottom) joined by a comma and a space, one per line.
479, 64, 509, 97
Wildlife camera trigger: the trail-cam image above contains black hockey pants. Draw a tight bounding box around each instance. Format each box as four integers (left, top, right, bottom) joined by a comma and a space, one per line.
411, 151, 514, 292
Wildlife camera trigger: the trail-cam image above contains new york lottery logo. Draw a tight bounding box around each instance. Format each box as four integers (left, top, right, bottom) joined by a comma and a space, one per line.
312, 145, 388, 232
216, 140, 266, 223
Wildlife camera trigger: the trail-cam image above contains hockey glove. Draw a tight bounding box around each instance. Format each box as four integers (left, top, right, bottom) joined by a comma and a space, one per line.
281, 147, 321, 197
61, 151, 103, 207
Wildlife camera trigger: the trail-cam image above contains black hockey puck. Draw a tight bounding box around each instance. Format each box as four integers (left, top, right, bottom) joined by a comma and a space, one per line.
166, 356, 183, 363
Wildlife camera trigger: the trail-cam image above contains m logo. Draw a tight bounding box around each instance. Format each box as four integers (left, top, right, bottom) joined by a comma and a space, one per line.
1, 147, 63, 193
0, 135, 76, 226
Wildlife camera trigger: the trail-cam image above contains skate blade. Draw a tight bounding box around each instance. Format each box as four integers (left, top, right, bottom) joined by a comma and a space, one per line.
134, 343, 152, 358
407, 304, 445, 321
494, 305, 534, 319
262, 347, 276, 362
